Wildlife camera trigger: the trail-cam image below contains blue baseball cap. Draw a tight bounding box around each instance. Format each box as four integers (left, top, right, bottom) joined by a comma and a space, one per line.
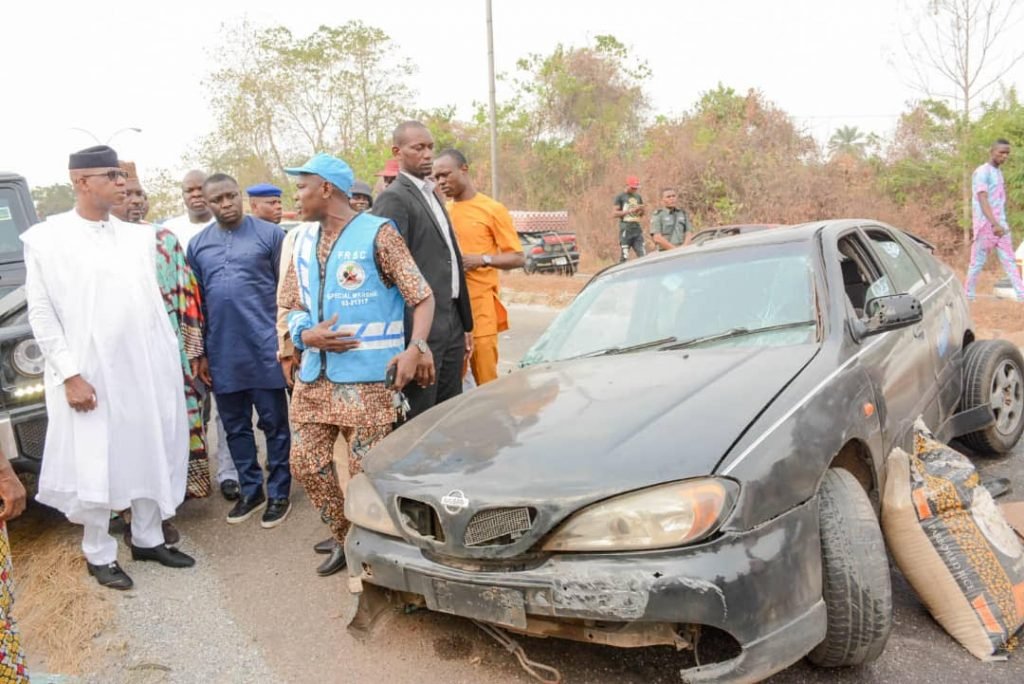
284, 154, 354, 195
245, 182, 282, 197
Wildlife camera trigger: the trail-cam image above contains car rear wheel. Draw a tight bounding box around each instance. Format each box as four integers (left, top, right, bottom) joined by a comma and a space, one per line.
523, 259, 537, 275
807, 468, 892, 668
960, 340, 1024, 455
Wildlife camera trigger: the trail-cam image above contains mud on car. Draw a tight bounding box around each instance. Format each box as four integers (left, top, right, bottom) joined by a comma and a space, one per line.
343, 219, 1023, 682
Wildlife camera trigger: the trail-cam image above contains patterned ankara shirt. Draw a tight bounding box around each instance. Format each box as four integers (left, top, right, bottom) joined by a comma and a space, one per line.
280, 222, 431, 426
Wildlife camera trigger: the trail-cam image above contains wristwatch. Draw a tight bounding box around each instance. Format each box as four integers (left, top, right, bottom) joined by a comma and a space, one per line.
482, 254, 493, 266
411, 339, 429, 354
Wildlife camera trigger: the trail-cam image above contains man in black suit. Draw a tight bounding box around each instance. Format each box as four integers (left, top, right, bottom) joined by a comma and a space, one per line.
373, 121, 473, 419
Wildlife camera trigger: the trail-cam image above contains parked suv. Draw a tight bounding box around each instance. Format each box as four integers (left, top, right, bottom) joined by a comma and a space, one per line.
0, 173, 47, 475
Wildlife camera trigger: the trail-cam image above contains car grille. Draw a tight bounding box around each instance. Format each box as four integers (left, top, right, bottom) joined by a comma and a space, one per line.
464, 507, 534, 547
16, 418, 46, 460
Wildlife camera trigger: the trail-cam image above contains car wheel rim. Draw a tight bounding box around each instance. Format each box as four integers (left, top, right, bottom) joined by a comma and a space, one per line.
989, 360, 1024, 436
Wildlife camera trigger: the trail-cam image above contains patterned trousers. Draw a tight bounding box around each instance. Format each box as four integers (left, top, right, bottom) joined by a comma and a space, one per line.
0, 525, 28, 683
964, 228, 1024, 300
290, 423, 391, 543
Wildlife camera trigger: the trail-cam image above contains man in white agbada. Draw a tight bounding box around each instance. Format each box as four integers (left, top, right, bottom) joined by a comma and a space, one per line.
22, 145, 195, 590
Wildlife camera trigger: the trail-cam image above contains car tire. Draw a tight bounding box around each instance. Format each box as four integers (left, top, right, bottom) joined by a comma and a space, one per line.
523, 260, 537, 275
960, 340, 1024, 455
807, 468, 892, 668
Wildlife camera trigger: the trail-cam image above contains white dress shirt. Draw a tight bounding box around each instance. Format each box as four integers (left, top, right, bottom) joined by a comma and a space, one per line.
401, 171, 459, 298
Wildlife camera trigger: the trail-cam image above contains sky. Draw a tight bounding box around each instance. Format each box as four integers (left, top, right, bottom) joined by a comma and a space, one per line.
4, 0, 1024, 189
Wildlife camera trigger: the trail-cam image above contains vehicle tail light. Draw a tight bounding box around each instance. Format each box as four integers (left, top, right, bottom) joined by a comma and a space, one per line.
530, 246, 544, 255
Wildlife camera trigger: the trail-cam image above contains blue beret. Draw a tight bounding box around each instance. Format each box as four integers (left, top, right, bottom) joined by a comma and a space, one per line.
246, 183, 282, 197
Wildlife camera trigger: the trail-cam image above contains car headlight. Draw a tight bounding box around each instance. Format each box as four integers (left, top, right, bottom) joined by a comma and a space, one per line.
12, 339, 44, 377
541, 478, 738, 552
344, 474, 401, 538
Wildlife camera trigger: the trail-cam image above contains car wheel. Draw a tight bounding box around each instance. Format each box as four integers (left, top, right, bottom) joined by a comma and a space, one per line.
523, 260, 537, 275
960, 340, 1024, 454
807, 468, 892, 668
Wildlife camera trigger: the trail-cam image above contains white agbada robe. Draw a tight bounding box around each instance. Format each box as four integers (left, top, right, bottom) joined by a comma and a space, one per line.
21, 210, 189, 521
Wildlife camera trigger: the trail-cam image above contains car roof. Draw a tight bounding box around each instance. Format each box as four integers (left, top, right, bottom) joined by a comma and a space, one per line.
600, 219, 892, 278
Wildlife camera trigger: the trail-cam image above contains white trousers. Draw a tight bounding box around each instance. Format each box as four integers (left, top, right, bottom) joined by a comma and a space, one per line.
212, 407, 239, 484
78, 499, 164, 565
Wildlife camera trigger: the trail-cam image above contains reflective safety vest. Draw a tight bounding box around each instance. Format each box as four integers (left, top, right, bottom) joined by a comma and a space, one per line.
291, 214, 405, 383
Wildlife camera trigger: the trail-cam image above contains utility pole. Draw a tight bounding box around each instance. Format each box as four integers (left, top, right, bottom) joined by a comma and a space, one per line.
486, 0, 499, 200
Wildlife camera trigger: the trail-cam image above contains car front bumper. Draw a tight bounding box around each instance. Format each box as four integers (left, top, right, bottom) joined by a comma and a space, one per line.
346, 497, 826, 683
0, 403, 48, 474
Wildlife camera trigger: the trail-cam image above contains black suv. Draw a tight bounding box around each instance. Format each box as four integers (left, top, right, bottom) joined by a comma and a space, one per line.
0, 173, 47, 475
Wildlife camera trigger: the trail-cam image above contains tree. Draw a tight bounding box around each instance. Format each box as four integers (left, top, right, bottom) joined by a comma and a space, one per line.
828, 126, 869, 159
31, 183, 74, 218
902, 0, 1024, 237
203, 21, 416, 187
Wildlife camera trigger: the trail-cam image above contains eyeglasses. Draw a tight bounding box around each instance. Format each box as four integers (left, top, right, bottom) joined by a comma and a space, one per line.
81, 170, 129, 182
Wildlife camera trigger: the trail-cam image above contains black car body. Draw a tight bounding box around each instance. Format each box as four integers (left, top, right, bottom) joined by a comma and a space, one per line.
520, 230, 580, 275
0, 174, 48, 474
689, 223, 777, 246
344, 220, 1019, 682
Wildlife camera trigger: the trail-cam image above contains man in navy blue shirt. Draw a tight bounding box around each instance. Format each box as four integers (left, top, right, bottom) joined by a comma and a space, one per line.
187, 173, 291, 528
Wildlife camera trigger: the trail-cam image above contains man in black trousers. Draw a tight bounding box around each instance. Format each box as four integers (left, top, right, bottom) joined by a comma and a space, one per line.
373, 121, 473, 420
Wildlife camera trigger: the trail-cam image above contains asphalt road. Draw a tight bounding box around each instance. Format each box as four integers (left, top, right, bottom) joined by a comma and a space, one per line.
23, 304, 1024, 683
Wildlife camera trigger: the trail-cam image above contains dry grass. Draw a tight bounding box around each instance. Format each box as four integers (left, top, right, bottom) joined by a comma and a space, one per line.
500, 270, 584, 307
8, 504, 113, 675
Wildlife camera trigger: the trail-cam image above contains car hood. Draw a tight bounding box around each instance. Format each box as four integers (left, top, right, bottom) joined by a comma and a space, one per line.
366, 344, 819, 507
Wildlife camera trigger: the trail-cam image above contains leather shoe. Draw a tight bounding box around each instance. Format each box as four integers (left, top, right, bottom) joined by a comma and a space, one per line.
317, 545, 347, 577
130, 544, 196, 568
313, 538, 337, 554
220, 479, 241, 501
88, 561, 134, 590
226, 492, 267, 524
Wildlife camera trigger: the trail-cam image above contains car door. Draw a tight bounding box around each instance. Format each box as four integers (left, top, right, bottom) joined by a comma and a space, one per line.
837, 230, 938, 453
859, 225, 944, 433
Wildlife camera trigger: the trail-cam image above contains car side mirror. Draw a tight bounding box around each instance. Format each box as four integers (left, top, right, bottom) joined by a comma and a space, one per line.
855, 293, 923, 338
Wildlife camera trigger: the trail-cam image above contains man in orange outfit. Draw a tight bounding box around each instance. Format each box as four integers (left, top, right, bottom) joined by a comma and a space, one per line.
432, 149, 524, 385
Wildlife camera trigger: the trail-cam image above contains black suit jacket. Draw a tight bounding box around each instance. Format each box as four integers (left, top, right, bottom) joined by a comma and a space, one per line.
372, 173, 473, 346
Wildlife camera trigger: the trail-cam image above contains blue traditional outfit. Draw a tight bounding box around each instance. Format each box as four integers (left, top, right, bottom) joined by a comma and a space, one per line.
187, 216, 291, 504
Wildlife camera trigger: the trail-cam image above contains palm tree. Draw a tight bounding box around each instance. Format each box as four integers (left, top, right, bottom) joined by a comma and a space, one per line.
828, 125, 867, 159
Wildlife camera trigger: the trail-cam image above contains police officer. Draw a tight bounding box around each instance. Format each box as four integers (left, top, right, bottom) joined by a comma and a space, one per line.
650, 187, 691, 251
246, 183, 284, 225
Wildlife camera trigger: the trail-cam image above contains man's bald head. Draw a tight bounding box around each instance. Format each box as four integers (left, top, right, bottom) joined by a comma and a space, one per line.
181, 169, 211, 220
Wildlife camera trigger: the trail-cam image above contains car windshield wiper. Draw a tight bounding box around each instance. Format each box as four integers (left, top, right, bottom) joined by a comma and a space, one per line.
659, 320, 817, 351
566, 336, 678, 360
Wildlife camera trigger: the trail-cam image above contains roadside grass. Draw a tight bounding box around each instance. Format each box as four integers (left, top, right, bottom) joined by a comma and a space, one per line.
9, 503, 113, 675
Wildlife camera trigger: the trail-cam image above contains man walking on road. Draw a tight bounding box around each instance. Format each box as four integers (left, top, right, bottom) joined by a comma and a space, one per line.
372, 121, 474, 420
649, 187, 691, 251
280, 153, 435, 576
965, 139, 1024, 301
188, 174, 292, 528
247, 183, 284, 224
613, 176, 646, 262
24, 146, 194, 590
433, 149, 524, 385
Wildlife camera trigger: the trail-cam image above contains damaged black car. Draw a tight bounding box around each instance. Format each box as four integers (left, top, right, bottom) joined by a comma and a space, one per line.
343, 219, 1024, 682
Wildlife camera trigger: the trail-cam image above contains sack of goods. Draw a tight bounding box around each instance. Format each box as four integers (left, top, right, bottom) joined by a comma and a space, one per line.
882, 420, 1024, 660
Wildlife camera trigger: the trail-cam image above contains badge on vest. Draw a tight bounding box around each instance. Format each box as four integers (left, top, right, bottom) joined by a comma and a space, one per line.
339, 261, 366, 290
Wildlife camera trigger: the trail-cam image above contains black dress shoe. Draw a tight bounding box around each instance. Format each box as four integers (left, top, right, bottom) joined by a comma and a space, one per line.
226, 492, 266, 524
130, 544, 196, 568
220, 479, 241, 501
88, 561, 134, 590
313, 538, 337, 554
123, 520, 180, 547
261, 499, 291, 529
317, 545, 347, 577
